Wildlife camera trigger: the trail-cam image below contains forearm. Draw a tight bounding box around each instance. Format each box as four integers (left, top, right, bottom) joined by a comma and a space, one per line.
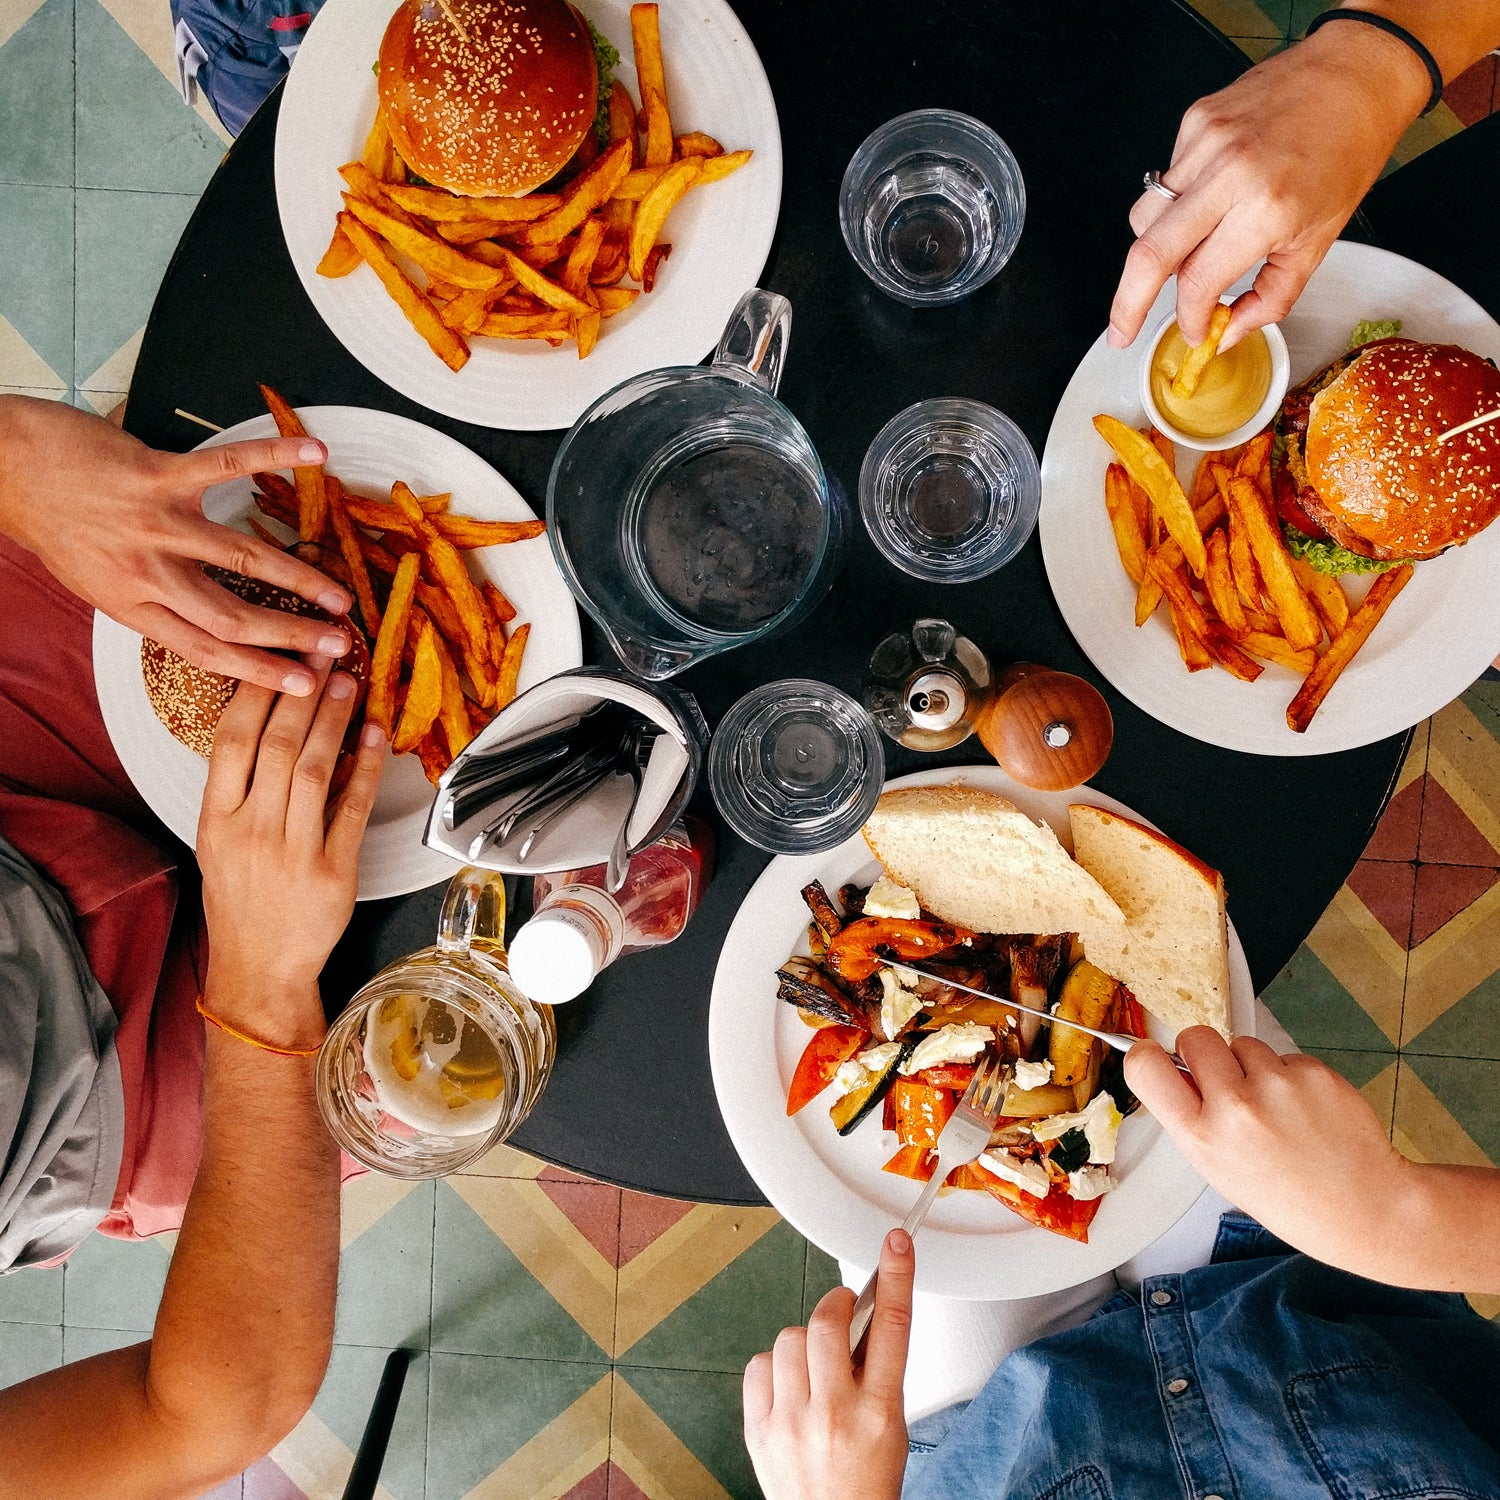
1338, 2, 1500, 83
1356, 1160, 1500, 1294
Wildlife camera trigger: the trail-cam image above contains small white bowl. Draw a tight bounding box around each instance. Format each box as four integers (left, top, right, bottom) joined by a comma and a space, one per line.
1139, 304, 1290, 452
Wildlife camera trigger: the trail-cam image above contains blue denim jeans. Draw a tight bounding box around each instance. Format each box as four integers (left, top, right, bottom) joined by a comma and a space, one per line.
902, 1214, 1500, 1500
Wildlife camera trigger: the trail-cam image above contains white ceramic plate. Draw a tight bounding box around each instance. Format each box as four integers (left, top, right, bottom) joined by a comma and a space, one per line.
709, 764, 1255, 1300
92, 407, 582, 901
1040, 242, 1500, 756
275, 0, 783, 430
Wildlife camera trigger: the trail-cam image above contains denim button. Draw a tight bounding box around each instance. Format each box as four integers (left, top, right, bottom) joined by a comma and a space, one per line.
1204, 1494, 1226, 1499
1150, 1290, 1173, 1307
1166, 1378, 1189, 1395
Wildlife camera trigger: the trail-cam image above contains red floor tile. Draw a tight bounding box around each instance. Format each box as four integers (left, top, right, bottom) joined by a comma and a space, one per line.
617, 1191, 695, 1266
607, 1462, 651, 1500
1411, 864, 1500, 948
1345, 858, 1417, 949
534, 1178, 623, 1263
242, 1460, 306, 1500
1363, 776, 1424, 861
1417, 776, 1500, 867
1444, 57, 1498, 126
560, 1462, 611, 1500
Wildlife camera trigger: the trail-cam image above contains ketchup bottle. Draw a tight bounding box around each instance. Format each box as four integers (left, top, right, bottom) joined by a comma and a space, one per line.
506, 818, 714, 1004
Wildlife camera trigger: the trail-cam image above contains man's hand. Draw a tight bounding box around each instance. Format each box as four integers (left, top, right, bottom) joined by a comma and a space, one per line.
197, 663, 385, 1047
0, 395, 353, 695
1108, 22, 1430, 351
1126, 1028, 1415, 1269
743, 1229, 913, 1500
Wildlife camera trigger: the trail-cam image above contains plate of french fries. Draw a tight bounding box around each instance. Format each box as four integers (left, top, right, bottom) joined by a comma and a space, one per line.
274, 0, 781, 430
92, 403, 583, 900
1039, 242, 1500, 755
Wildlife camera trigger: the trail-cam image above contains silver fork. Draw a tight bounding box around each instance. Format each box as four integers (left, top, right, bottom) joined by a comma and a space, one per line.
848, 1055, 1009, 1356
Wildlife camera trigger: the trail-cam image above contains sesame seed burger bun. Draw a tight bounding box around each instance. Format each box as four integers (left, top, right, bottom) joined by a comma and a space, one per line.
378, 0, 598, 198
1296, 340, 1500, 561
141, 569, 370, 758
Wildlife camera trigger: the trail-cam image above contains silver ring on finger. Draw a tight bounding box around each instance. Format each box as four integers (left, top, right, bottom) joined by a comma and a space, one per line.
1142, 170, 1181, 202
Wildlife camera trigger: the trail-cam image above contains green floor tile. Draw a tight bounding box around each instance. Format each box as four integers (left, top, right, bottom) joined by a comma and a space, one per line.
335, 1181, 435, 1351
1401, 1055, 1500, 1163
619, 1366, 762, 1500
75, 0, 224, 194
618, 1219, 806, 1375
313, 1346, 428, 1500
1404, 972, 1500, 1060
74, 187, 196, 388
1287, 0, 1323, 36
62, 1325, 146, 1362
1466, 681, 1500, 747
0, 1322, 63, 1385
1303, 1045, 1398, 1091
426, 1353, 607, 1500
802, 1241, 842, 1323
1260, 945, 1399, 1053
0, 183, 73, 386
0, 0, 74, 187
0, 1262, 64, 1323
430, 1181, 607, 1362
62, 1232, 169, 1331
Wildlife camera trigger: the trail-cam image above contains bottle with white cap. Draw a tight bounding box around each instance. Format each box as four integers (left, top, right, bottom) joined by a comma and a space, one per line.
507, 819, 713, 1005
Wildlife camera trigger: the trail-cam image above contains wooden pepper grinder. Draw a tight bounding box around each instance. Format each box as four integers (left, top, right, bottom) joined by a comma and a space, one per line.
972, 663, 1114, 791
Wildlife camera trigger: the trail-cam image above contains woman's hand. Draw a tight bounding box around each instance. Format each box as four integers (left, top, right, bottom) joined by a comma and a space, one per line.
743, 1229, 913, 1500
0, 395, 353, 695
197, 663, 385, 1048
1108, 23, 1430, 351
1126, 1028, 1416, 1268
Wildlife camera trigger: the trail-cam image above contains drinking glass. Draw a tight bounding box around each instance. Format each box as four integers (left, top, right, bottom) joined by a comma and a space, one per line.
316, 867, 555, 1178
859, 398, 1041, 582
547, 289, 844, 681
840, 109, 1025, 307
708, 680, 885, 855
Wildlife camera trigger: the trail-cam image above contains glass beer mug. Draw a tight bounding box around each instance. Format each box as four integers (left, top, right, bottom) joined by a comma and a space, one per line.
316, 867, 555, 1178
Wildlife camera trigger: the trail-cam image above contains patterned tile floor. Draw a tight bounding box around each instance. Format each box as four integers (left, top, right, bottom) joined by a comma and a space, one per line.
2, 0, 1500, 1495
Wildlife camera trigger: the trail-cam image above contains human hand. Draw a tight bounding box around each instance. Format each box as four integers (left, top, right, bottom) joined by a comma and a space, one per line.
1108, 23, 1430, 351
0, 395, 353, 695
1126, 1028, 1415, 1269
743, 1229, 913, 1500
197, 663, 385, 1047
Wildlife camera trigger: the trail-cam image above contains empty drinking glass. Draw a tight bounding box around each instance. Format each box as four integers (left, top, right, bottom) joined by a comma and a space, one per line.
708, 680, 885, 855
859, 398, 1041, 582
840, 109, 1025, 306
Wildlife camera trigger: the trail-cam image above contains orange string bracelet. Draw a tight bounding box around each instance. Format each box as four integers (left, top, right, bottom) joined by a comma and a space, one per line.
196, 995, 323, 1058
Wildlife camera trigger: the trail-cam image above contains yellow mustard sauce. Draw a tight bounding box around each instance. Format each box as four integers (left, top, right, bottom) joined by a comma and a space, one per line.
1150, 325, 1272, 439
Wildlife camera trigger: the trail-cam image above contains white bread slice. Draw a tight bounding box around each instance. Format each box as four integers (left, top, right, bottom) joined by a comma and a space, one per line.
1068, 803, 1233, 1039
862, 786, 1127, 948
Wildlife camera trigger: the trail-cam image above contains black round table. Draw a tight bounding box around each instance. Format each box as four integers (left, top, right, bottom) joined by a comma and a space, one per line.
126, 0, 1409, 1204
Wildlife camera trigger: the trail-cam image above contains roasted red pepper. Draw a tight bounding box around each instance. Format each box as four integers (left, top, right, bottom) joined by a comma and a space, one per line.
825, 917, 974, 983
786, 1024, 867, 1116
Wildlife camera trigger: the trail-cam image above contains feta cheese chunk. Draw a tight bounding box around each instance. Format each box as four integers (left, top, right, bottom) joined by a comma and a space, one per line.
1067, 1166, 1114, 1201
878, 969, 924, 1040
899, 1023, 994, 1076
863, 875, 921, 921
1029, 1091, 1123, 1165
831, 1059, 868, 1096
857, 1041, 902, 1074
1013, 1057, 1054, 1091
831, 1043, 903, 1100
980, 1150, 1051, 1198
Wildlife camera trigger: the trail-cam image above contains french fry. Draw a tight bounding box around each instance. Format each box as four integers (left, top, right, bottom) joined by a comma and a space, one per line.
608, 79, 637, 165
1134, 492, 1225, 626
416, 732, 451, 786
676, 131, 723, 158
511, 140, 633, 248
1217, 473, 1321, 651
1243, 606, 1282, 636
367, 552, 420, 734
477, 311, 571, 339
1169, 303, 1233, 401
1188, 453, 1220, 509
575, 309, 602, 359
431, 630, 475, 760
317, 226, 362, 278
1236, 431, 1273, 483
1286, 564, 1414, 732
494, 621, 529, 709
394, 614, 443, 754
342, 194, 508, 291
1241, 631, 1317, 674
386, 184, 561, 222
1167, 596, 1214, 672
389, 480, 425, 528
482, 578, 517, 625
247, 516, 284, 548
1147, 553, 1214, 643
612, 148, 750, 201
629, 157, 702, 281
1227, 506, 1264, 610
1103, 463, 1148, 585
361, 109, 396, 181
1203, 622, 1264, 682
640, 242, 671, 292
1290, 555, 1351, 637
562, 216, 607, 297
594, 285, 640, 316
416, 580, 467, 655
337, 160, 412, 214
631, 3, 672, 165
1148, 426, 1174, 471
339, 213, 471, 372
1202, 527, 1246, 637
440, 284, 504, 333
1094, 414, 1206, 577
327, 478, 382, 636
491, 247, 594, 317
257, 384, 327, 542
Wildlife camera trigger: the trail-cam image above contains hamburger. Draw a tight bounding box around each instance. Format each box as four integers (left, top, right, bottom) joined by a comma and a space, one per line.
143, 568, 370, 756
377, 0, 617, 199
1274, 331, 1500, 575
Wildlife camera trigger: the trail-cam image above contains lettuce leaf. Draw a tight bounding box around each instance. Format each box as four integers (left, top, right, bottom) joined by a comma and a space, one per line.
1284, 526, 1408, 576
586, 19, 620, 145
1348, 319, 1402, 350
